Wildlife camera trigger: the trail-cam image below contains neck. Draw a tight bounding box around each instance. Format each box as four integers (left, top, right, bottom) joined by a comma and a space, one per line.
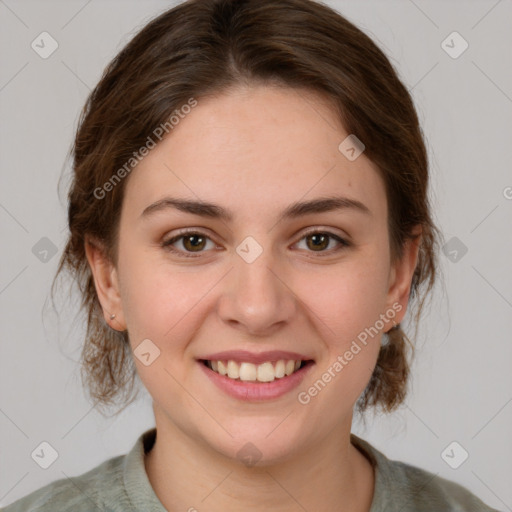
144, 412, 374, 512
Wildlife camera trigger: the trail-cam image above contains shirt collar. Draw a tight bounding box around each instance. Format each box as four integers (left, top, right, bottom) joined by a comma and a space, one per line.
351, 432, 399, 511
123, 427, 166, 511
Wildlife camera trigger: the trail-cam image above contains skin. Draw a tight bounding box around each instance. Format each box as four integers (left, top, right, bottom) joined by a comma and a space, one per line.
85, 84, 421, 511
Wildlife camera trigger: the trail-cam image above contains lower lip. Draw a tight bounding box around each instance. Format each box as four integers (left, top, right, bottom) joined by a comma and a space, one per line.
198, 361, 314, 401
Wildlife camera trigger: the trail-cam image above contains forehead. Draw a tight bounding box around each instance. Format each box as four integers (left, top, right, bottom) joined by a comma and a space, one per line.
122, 85, 387, 224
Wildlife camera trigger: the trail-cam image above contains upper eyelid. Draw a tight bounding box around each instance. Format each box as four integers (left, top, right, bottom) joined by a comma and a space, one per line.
163, 227, 348, 251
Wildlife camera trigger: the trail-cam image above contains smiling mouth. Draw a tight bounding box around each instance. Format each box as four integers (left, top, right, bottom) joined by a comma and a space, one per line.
200, 359, 314, 382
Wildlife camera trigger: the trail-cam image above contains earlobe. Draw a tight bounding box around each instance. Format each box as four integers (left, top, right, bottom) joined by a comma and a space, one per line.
84, 237, 127, 331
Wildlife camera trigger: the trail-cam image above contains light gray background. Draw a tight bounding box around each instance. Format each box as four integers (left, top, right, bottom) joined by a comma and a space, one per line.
1, 0, 511, 509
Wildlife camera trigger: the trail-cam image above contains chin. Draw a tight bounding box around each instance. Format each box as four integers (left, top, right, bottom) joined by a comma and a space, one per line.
201, 421, 305, 468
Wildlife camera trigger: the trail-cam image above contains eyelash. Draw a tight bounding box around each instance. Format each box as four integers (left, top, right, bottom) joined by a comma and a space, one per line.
161, 228, 350, 259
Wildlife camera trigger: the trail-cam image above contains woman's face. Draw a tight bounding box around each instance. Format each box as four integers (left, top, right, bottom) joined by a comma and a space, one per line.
89, 85, 419, 464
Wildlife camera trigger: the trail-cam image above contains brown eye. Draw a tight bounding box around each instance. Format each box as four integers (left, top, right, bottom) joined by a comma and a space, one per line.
305, 233, 330, 251
161, 228, 349, 259
295, 230, 350, 256
181, 234, 207, 252
162, 231, 215, 258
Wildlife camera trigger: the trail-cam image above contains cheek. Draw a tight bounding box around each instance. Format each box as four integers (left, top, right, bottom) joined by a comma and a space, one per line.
117, 244, 195, 336
294, 255, 388, 391
117, 264, 158, 340
301, 256, 390, 340
117, 254, 201, 403
296, 284, 385, 411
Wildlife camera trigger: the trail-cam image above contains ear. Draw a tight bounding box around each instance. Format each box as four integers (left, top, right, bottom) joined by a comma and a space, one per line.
84, 236, 127, 331
385, 226, 422, 325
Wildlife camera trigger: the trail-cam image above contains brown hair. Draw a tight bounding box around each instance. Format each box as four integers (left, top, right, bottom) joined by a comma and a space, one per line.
52, 0, 443, 416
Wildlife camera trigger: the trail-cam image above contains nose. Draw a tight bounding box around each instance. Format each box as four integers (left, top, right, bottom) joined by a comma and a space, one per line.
217, 246, 297, 337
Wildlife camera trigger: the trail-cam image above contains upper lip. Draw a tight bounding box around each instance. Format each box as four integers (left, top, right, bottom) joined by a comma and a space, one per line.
197, 350, 314, 365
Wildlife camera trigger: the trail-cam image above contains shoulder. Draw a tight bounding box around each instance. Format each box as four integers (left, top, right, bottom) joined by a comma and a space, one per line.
351, 434, 502, 512
3, 428, 164, 512
381, 457, 500, 511
1, 453, 127, 512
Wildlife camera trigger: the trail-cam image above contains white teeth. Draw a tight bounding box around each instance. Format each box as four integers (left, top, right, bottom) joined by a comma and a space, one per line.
217, 360, 227, 375
227, 360, 239, 379
207, 359, 305, 382
274, 360, 285, 378
285, 360, 295, 376
257, 362, 275, 382
239, 362, 257, 381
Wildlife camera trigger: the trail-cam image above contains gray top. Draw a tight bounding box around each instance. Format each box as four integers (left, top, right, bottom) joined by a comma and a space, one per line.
2, 428, 500, 511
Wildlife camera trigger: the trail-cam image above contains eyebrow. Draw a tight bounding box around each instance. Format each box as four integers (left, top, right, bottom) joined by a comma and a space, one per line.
140, 195, 372, 222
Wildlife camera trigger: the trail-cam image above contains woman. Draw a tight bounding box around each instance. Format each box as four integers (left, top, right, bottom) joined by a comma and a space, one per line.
3, 0, 500, 510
